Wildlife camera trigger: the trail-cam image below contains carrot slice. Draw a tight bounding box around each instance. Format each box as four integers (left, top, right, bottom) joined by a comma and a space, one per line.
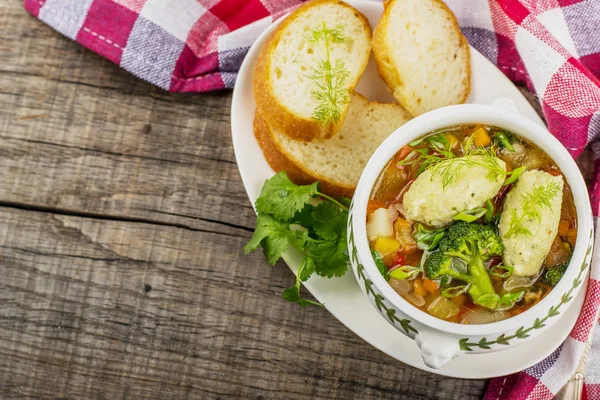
422, 278, 438, 294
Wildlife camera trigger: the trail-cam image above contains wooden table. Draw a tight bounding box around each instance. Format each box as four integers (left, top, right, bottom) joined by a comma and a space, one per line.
1, 2, 595, 399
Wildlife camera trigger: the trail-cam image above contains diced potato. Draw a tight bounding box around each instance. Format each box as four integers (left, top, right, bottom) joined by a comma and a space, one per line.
427, 296, 461, 320
499, 142, 525, 168
472, 127, 491, 147
521, 147, 547, 170
389, 278, 412, 296
367, 208, 393, 239
367, 200, 386, 218
461, 309, 509, 324
373, 237, 401, 255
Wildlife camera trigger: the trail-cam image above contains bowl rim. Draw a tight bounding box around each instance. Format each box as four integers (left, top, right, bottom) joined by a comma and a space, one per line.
352, 103, 593, 337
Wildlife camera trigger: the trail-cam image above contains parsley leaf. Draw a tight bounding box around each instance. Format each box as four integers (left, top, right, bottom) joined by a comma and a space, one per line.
244, 214, 298, 265
245, 173, 350, 307
307, 202, 349, 278
338, 197, 352, 208
282, 258, 323, 308
291, 204, 316, 234
255, 172, 318, 221
299, 256, 316, 281
311, 202, 346, 241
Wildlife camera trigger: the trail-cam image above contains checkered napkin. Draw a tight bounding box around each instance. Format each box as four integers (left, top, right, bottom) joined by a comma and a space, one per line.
24, 0, 600, 398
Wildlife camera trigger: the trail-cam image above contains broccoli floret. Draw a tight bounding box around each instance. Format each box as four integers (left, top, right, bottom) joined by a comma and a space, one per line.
542, 261, 569, 287
424, 221, 520, 310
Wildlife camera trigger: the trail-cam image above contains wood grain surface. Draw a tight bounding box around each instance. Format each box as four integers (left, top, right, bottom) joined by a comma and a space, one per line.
0, 1, 594, 399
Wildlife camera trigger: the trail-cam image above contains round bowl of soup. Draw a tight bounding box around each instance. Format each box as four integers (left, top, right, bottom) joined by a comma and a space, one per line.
347, 102, 594, 369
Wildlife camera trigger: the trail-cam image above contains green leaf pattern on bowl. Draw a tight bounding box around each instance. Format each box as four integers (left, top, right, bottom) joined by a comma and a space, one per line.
350, 202, 593, 352
348, 205, 417, 336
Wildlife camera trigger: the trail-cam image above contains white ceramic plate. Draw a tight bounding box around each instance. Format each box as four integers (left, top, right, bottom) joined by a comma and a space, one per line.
231, 0, 587, 379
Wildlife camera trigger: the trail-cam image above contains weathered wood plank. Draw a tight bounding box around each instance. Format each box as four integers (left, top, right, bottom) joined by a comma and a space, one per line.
1, 0, 593, 399
0, 1, 256, 237
0, 207, 486, 399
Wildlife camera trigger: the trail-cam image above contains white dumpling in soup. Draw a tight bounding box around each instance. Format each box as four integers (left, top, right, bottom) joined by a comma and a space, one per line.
403, 156, 506, 227
499, 170, 564, 276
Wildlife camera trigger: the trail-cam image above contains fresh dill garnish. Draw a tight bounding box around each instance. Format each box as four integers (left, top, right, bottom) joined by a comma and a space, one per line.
399, 135, 516, 188
304, 23, 350, 126
504, 181, 562, 238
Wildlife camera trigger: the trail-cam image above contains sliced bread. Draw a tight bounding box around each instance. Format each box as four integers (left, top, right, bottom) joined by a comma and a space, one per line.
253, 0, 372, 142
254, 93, 412, 198
372, 0, 470, 116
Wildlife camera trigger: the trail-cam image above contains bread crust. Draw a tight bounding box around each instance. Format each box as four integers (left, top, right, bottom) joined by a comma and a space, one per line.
253, 0, 372, 142
253, 111, 354, 199
372, 0, 471, 116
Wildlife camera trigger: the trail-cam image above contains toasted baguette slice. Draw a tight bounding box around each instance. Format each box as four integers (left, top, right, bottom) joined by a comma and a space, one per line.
373, 0, 470, 116
254, 0, 372, 142
254, 93, 412, 198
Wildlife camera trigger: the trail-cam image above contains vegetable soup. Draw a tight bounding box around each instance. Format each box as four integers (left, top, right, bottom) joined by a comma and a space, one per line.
367, 124, 577, 324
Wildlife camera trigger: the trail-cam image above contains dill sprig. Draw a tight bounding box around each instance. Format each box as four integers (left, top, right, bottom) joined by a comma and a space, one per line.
304, 23, 350, 126
400, 135, 508, 188
504, 181, 562, 238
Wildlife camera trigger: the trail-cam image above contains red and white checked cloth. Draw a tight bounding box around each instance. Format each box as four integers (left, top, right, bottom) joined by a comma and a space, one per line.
24, 0, 600, 398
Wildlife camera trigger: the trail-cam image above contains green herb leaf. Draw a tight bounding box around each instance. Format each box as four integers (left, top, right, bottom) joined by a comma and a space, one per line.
338, 197, 352, 208
427, 134, 450, 153
441, 284, 470, 298
494, 131, 515, 152
389, 265, 421, 280
299, 256, 316, 282
474, 293, 501, 309
409, 137, 426, 146
453, 207, 487, 222
291, 204, 316, 233
414, 224, 446, 250
282, 258, 323, 307
372, 250, 389, 281
484, 199, 494, 223
503, 166, 526, 186
306, 23, 350, 126
311, 201, 347, 241
255, 172, 318, 221
306, 202, 349, 278
246, 173, 351, 307
405, 133, 509, 188
245, 214, 301, 264
489, 264, 514, 278
499, 291, 524, 308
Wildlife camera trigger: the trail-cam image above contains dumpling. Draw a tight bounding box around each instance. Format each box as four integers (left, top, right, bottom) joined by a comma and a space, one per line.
499, 170, 564, 276
403, 156, 506, 227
